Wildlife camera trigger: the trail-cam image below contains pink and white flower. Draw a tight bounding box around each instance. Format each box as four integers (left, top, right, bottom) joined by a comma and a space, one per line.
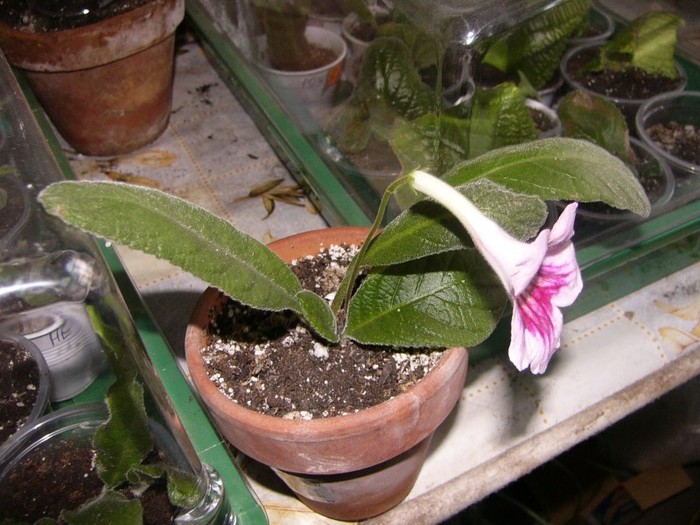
410, 170, 582, 374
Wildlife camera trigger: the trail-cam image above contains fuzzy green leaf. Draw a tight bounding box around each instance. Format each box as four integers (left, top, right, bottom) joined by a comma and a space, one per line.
297, 290, 338, 342
598, 11, 684, 78
444, 138, 649, 212
364, 179, 547, 266
38, 181, 337, 341
95, 380, 154, 488
167, 466, 205, 509
62, 490, 142, 525
365, 138, 648, 267
345, 250, 507, 347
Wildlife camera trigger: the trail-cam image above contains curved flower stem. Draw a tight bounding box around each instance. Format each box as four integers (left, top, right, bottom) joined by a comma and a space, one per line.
331, 176, 412, 316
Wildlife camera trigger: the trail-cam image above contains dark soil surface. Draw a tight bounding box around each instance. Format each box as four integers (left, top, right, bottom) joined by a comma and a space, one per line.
0, 438, 178, 524
529, 107, 556, 133
200, 243, 442, 420
0, 339, 40, 445
566, 48, 682, 100
0, 0, 151, 31
269, 43, 338, 72
645, 121, 700, 166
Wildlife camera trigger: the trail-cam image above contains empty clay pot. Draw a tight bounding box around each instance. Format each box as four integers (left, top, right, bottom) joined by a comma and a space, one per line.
0, 0, 185, 156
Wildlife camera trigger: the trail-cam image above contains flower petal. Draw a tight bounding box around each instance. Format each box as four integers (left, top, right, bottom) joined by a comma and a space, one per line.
409, 171, 583, 374
410, 170, 547, 295
510, 293, 564, 374
508, 205, 582, 373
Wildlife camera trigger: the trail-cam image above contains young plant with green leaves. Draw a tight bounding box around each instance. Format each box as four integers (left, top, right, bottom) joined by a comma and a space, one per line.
557, 90, 634, 162
329, 29, 548, 178
580, 11, 684, 79
40, 138, 649, 374
477, 0, 589, 90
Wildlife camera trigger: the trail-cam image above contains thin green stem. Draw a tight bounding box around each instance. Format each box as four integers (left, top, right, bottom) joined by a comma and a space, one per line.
331, 176, 411, 316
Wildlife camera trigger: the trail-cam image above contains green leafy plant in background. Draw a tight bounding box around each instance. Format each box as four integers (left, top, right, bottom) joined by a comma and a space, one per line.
389, 82, 539, 176
329, 29, 544, 179
582, 11, 684, 79
40, 138, 649, 358
557, 90, 634, 163
52, 306, 203, 525
477, 0, 589, 90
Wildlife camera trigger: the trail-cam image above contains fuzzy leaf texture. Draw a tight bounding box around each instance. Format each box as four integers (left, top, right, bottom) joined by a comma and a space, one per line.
167, 466, 206, 508
39, 182, 338, 342
364, 138, 649, 266
345, 250, 507, 347
94, 380, 154, 488
364, 179, 547, 267
598, 11, 684, 78
61, 490, 142, 525
481, 0, 588, 88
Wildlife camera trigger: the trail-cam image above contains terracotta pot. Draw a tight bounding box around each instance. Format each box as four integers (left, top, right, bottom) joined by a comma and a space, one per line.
185, 226, 469, 521
0, 0, 185, 156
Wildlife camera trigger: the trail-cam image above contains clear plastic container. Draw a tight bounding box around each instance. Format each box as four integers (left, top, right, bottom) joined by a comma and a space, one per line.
560, 41, 688, 127
0, 404, 231, 524
635, 90, 700, 178
0, 303, 105, 402
0, 332, 50, 447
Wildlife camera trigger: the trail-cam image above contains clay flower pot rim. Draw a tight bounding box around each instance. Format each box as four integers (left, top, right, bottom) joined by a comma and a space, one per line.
0, 0, 185, 71
185, 226, 468, 444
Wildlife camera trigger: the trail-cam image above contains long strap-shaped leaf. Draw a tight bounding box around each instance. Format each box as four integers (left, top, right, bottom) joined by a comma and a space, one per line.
39, 181, 337, 341
364, 138, 649, 267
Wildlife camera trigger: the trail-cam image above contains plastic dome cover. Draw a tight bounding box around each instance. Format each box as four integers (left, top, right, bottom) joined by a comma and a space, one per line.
389, 0, 568, 44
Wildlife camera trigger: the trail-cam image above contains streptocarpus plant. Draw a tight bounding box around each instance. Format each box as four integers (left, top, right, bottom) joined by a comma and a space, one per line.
579, 11, 684, 80
39, 138, 650, 373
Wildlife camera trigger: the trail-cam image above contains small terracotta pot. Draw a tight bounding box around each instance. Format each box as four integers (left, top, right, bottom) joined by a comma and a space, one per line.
185, 226, 469, 521
0, 0, 185, 156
